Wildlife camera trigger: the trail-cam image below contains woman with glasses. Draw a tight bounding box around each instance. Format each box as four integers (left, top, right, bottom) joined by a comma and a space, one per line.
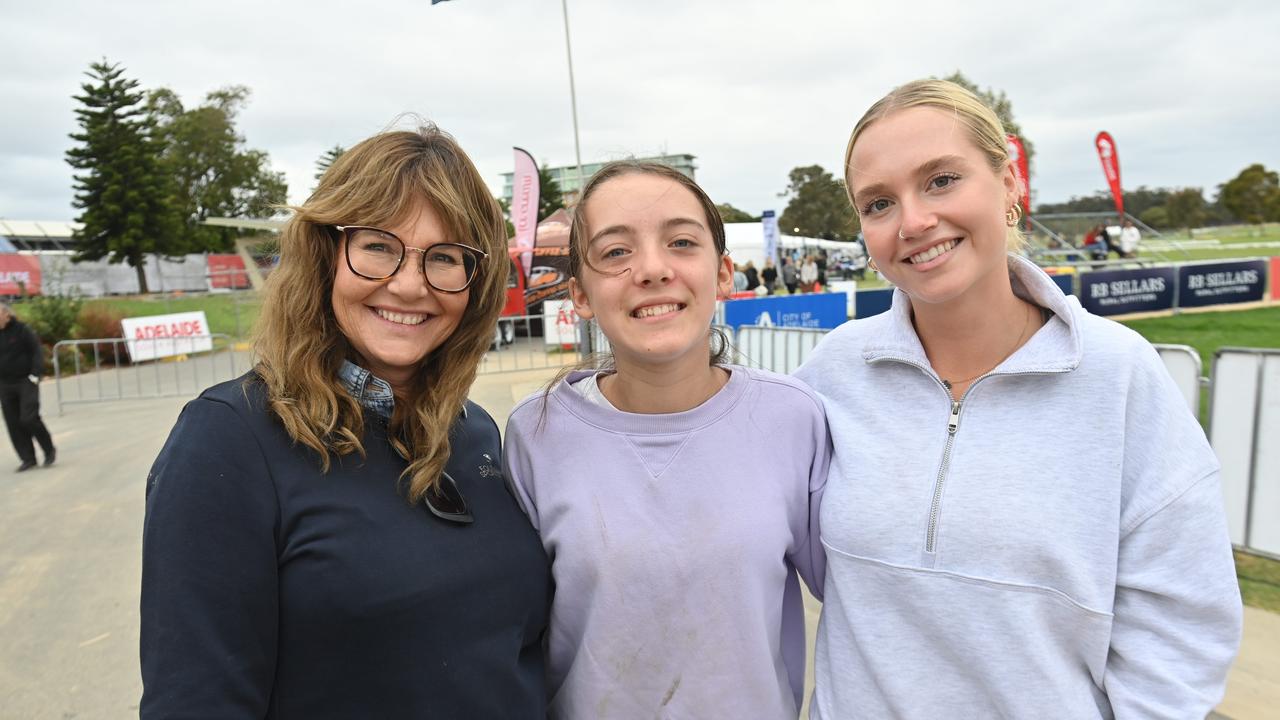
140, 126, 550, 718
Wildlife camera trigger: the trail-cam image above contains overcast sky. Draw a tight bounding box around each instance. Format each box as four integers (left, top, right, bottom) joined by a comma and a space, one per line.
2, 0, 1276, 222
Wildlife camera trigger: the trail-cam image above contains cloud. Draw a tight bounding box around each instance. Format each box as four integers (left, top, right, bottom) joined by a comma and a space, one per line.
2, 0, 1276, 220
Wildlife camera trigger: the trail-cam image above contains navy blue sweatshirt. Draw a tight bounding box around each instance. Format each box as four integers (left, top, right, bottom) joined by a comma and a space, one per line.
140, 374, 551, 718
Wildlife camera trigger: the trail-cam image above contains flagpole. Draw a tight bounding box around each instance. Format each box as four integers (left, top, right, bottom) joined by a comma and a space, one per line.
561, 0, 586, 197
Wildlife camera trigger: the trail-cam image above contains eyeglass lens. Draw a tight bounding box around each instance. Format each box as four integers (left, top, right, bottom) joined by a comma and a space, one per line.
346, 228, 478, 291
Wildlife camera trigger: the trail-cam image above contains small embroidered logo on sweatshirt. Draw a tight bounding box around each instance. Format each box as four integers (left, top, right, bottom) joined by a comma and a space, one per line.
479, 453, 502, 478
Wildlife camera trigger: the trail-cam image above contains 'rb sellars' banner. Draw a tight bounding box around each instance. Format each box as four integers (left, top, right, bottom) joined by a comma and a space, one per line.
1095, 131, 1123, 217
510, 147, 541, 279
1006, 134, 1030, 227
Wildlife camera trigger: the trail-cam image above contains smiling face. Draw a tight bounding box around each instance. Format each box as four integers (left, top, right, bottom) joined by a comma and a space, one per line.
331, 199, 469, 391
848, 106, 1019, 306
570, 173, 733, 371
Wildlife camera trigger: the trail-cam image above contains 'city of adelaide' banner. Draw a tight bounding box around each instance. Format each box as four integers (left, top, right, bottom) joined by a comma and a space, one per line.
1080, 267, 1176, 316
1178, 260, 1267, 308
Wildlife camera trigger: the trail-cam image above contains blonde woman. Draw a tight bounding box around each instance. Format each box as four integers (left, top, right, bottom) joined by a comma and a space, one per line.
797, 80, 1241, 717
141, 127, 550, 718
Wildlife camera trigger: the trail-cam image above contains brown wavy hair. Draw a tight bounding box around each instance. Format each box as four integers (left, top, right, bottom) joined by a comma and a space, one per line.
253, 125, 508, 503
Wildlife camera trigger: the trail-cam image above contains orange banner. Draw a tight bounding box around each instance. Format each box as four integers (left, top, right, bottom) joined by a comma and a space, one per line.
1271, 257, 1280, 300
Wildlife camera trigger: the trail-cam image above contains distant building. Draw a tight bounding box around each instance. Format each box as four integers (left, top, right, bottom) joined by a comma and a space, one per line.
0, 220, 79, 252
500, 154, 697, 206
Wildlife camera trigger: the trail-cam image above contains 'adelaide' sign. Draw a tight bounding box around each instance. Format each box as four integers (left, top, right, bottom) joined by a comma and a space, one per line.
1080, 267, 1176, 316
120, 311, 214, 361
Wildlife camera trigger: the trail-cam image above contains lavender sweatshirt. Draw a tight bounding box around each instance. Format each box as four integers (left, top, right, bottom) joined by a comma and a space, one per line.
504, 366, 830, 719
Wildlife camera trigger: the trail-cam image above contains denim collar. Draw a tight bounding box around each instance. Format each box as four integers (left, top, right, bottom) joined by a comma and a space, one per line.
337, 360, 396, 420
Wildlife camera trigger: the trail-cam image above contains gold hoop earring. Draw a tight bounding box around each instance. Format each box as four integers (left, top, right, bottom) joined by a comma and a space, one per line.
1005, 205, 1023, 227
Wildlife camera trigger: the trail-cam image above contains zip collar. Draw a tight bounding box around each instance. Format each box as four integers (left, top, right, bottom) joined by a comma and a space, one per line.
861, 254, 1084, 379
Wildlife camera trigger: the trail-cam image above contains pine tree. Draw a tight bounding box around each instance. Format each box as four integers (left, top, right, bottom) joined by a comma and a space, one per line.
315, 144, 347, 184
66, 60, 180, 293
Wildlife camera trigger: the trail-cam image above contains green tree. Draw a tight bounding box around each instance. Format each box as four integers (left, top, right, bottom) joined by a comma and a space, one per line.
314, 144, 346, 184
1218, 164, 1280, 224
941, 71, 1034, 178
538, 163, 565, 220
778, 165, 858, 240
150, 85, 288, 252
66, 60, 181, 294
716, 203, 756, 223
1138, 206, 1169, 230
1164, 188, 1207, 231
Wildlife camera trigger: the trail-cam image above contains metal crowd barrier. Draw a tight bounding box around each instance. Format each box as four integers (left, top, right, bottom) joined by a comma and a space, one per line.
52, 334, 240, 415
732, 325, 827, 374
478, 315, 588, 375
1152, 343, 1204, 415
1209, 348, 1280, 559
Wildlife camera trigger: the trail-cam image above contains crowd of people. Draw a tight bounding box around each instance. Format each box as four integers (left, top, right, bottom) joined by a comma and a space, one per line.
1083, 219, 1143, 259
136, 79, 1240, 719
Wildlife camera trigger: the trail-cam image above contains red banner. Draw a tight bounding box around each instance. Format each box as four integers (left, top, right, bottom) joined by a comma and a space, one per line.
0, 254, 41, 296
510, 147, 541, 279
1271, 257, 1280, 300
1095, 131, 1123, 217
1006, 134, 1030, 228
207, 254, 250, 289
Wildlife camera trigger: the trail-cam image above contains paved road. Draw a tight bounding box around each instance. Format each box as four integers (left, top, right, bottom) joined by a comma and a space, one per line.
0, 362, 1274, 718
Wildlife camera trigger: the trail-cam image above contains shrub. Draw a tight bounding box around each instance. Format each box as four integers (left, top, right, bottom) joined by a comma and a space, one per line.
74, 305, 129, 365
16, 294, 83, 346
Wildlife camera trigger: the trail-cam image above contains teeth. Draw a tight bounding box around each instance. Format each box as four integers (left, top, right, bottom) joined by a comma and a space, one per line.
633, 303, 682, 319
375, 308, 427, 325
909, 239, 958, 264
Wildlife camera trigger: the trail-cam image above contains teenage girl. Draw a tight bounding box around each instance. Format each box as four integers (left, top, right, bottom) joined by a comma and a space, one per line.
503, 161, 829, 719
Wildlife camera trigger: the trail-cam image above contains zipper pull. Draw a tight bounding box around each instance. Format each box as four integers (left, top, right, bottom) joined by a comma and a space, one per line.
948, 401, 961, 435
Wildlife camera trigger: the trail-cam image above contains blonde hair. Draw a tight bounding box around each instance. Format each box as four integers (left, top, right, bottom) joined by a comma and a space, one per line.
843, 78, 1025, 250
253, 125, 508, 503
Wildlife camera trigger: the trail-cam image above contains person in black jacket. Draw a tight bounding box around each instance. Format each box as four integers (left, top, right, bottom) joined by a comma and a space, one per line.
140, 126, 551, 718
0, 303, 55, 471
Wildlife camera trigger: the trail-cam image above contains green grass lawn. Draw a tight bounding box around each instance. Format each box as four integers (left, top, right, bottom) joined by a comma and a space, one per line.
1235, 551, 1280, 613
87, 292, 261, 341
1120, 305, 1280, 371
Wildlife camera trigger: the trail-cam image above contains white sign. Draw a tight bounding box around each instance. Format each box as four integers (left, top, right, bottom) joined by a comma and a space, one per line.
543, 299, 579, 347
761, 210, 779, 263
121, 311, 214, 361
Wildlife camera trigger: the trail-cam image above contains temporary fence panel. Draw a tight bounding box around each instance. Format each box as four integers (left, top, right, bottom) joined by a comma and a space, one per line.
52, 335, 242, 414
477, 315, 588, 375
1153, 344, 1202, 415
734, 325, 827, 374
1209, 348, 1280, 555
1252, 352, 1280, 556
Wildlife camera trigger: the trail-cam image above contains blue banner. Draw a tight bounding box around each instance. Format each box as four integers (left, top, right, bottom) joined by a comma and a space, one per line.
1049, 273, 1075, 297
1177, 260, 1267, 308
854, 288, 895, 319
1080, 267, 1176, 315
723, 293, 847, 330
